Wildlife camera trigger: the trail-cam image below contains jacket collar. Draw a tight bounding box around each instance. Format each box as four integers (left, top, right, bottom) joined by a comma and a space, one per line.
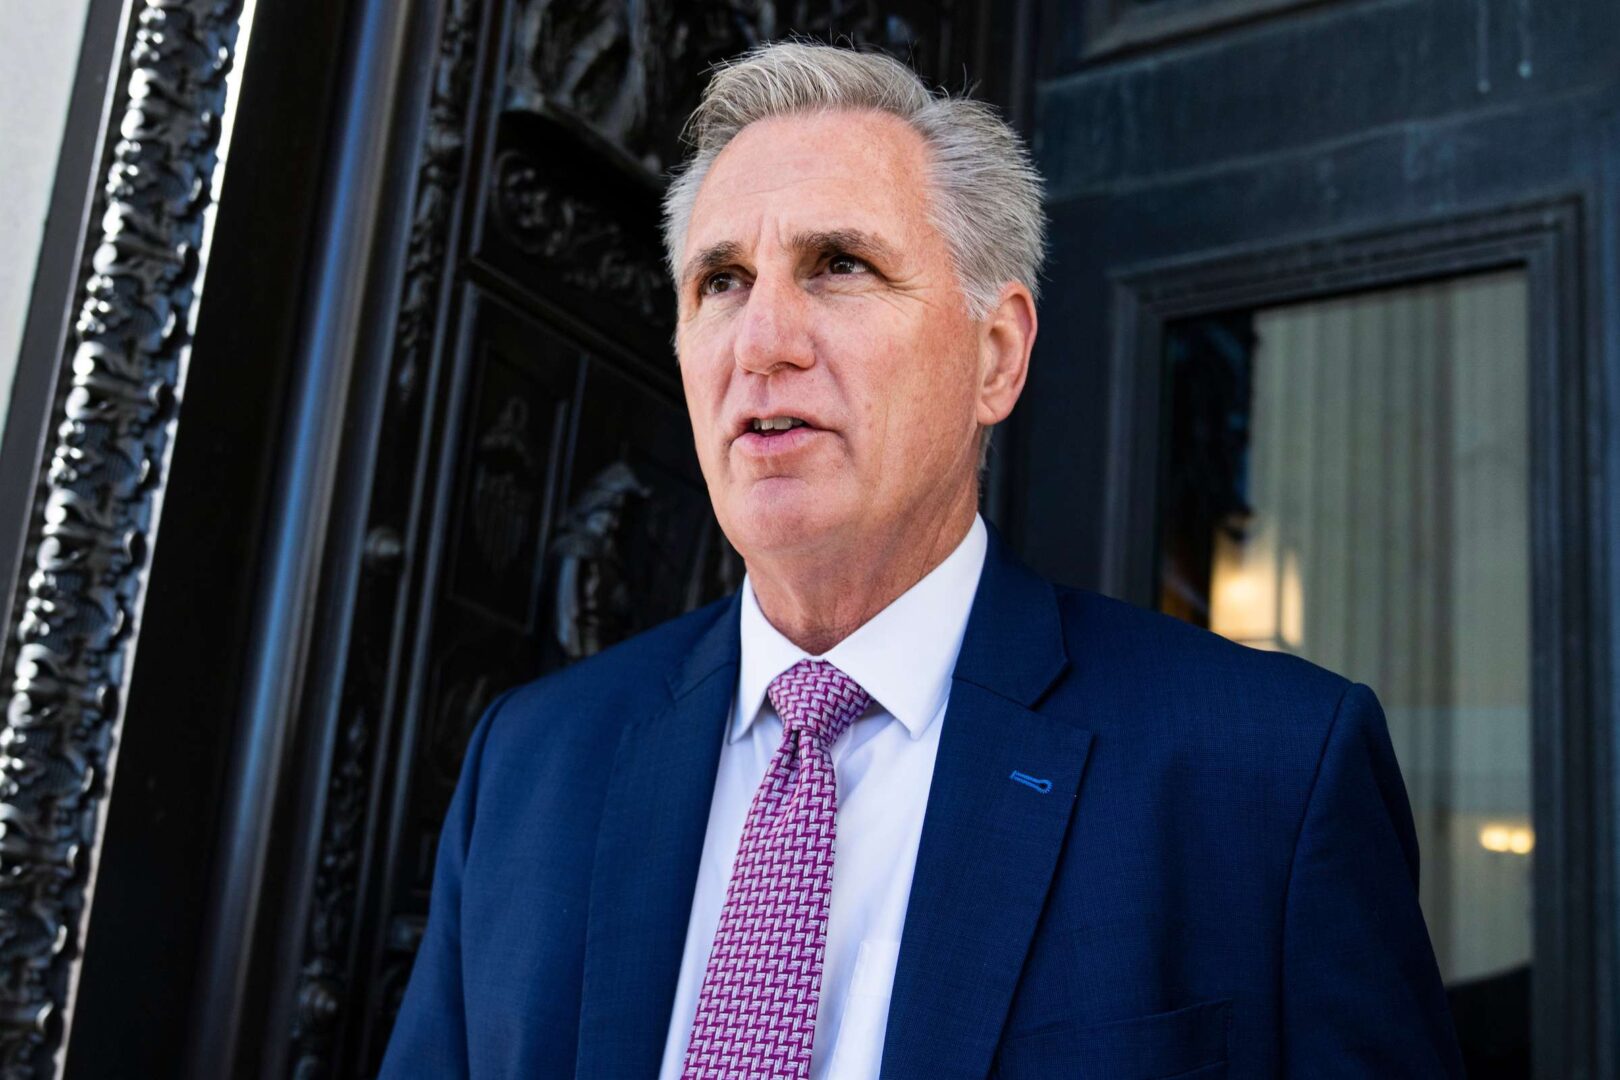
953, 521, 1070, 707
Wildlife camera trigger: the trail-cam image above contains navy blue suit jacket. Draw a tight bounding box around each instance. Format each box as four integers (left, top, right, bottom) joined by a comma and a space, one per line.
379, 528, 1464, 1078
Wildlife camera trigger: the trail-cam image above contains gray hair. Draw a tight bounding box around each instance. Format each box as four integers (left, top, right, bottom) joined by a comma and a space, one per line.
661, 41, 1047, 320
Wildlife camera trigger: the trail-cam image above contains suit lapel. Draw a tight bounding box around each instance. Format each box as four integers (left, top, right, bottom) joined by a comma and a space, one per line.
575, 599, 739, 1079
880, 530, 1092, 1079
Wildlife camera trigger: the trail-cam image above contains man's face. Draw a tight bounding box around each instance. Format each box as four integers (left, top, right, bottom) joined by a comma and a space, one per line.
675, 109, 988, 565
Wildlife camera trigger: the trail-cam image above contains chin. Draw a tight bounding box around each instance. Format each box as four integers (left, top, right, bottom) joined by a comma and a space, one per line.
717, 482, 847, 562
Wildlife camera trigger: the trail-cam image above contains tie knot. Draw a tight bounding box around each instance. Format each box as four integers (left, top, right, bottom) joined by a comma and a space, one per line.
766, 659, 870, 746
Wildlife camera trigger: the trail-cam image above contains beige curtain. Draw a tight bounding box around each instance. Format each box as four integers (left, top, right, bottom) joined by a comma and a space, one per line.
1211, 270, 1531, 983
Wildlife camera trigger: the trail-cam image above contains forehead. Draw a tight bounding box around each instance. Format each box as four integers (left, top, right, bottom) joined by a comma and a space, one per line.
684, 109, 938, 257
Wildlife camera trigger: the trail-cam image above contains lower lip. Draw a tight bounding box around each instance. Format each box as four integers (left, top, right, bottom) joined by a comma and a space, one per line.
733, 427, 824, 457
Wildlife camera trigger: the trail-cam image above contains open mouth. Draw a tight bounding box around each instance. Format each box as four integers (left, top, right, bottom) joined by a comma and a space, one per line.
748, 416, 809, 437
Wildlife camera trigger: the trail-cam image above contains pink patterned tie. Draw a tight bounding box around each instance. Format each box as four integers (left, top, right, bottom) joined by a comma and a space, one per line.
681, 659, 871, 1079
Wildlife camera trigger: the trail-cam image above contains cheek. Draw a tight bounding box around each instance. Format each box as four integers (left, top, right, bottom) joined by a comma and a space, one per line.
679, 348, 729, 433
881, 331, 979, 454
821, 336, 928, 464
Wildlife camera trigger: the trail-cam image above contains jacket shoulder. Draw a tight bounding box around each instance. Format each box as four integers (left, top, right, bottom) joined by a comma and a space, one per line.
1042, 586, 1373, 833
1049, 584, 1355, 729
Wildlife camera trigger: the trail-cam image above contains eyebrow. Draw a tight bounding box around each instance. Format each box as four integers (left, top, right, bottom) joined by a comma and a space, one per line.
680, 228, 903, 289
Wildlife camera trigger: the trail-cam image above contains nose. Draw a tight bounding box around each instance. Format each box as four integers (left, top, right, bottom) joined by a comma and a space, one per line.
733, 273, 814, 376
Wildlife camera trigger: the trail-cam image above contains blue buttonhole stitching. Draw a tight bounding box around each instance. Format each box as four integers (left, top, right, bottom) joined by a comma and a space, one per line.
1009, 770, 1052, 794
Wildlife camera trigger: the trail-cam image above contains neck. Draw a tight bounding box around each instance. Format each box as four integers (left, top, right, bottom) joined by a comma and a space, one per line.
745, 494, 978, 656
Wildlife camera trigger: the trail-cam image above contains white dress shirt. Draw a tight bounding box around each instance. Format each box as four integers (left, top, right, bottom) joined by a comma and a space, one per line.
657, 515, 989, 1080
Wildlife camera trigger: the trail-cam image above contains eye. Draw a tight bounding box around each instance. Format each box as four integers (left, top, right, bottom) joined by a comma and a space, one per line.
700, 270, 744, 296
826, 253, 870, 276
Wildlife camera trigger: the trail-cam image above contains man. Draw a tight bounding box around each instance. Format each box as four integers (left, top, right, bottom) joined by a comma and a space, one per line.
379, 41, 1464, 1079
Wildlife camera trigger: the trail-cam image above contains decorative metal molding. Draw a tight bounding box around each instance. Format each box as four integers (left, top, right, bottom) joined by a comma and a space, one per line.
287, 708, 369, 1080
391, 0, 483, 410
491, 150, 668, 317
287, 0, 485, 1075
0, 1, 244, 1074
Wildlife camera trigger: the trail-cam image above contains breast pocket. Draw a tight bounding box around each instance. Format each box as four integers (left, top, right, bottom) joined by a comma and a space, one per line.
992, 999, 1232, 1080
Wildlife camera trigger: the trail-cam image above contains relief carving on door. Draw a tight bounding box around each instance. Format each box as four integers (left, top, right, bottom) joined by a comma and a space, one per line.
505, 0, 926, 171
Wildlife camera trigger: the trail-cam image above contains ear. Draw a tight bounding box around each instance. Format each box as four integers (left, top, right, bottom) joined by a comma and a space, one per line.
975, 281, 1037, 427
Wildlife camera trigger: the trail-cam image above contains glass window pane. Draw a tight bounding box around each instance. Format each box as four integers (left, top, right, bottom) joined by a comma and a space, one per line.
1157, 270, 1532, 1076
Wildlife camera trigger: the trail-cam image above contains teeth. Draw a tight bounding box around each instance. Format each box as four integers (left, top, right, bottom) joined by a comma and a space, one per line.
751, 417, 807, 432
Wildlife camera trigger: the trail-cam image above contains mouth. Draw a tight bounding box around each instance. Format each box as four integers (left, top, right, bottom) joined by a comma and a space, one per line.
732, 414, 824, 457
746, 416, 810, 437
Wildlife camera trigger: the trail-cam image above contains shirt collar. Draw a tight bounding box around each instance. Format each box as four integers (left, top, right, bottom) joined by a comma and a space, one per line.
732, 514, 989, 743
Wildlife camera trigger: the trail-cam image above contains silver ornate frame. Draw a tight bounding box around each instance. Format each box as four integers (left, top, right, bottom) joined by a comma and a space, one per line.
0, 1, 247, 1073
